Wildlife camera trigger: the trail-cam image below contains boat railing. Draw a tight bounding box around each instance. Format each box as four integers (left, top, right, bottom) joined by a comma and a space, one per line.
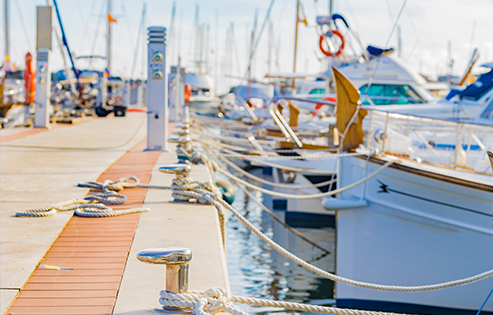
364, 107, 493, 173
267, 96, 336, 148
235, 95, 259, 122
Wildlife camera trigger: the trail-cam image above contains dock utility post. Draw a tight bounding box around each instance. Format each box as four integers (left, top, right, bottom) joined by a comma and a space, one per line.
34, 5, 52, 128
34, 49, 51, 128
137, 247, 193, 313
146, 26, 168, 151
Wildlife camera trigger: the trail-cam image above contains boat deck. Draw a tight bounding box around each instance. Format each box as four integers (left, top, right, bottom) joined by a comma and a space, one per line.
0, 113, 229, 314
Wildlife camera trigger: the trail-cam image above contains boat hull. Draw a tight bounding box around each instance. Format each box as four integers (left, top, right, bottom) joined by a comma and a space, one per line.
252, 157, 338, 227
336, 156, 493, 314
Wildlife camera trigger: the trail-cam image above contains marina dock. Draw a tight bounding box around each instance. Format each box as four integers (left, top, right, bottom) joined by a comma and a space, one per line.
0, 113, 229, 314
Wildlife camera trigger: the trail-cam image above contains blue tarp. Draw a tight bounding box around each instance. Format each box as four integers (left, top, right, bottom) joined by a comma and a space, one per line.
446, 68, 493, 101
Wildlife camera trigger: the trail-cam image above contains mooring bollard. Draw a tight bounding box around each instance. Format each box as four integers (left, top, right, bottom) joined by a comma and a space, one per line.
146, 26, 168, 151
137, 247, 192, 313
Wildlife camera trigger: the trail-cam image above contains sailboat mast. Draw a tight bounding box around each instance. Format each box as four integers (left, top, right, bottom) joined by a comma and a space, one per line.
4, 0, 9, 59
106, 0, 112, 72
292, 0, 300, 87
194, 5, 199, 72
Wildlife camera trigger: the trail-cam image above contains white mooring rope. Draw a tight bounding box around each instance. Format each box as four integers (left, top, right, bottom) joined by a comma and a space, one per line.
160, 287, 407, 315
216, 158, 397, 200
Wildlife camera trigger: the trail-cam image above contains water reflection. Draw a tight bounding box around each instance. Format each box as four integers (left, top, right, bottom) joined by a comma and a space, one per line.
223, 168, 336, 314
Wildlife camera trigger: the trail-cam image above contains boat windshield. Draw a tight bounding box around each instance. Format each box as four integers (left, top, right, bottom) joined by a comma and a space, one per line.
359, 84, 427, 105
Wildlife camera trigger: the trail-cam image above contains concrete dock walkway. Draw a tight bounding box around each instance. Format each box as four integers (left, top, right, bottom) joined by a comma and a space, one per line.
0, 114, 229, 314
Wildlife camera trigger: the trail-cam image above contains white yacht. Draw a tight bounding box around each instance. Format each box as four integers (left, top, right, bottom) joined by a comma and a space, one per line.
185, 73, 218, 111
333, 109, 493, 315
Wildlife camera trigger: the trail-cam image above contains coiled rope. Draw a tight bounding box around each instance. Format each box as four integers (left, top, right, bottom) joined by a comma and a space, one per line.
15, 191, 150, 218
159, 288, 406, 315
80, 174, 226, 248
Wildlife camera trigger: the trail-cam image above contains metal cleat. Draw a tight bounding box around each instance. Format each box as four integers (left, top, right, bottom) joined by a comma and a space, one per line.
137, 247, 193, 313
171, 129, 190, 136
168, 136, 193, 154
159, 164, 191, 179
174, 123, 190, 129
167, 136, 191, 145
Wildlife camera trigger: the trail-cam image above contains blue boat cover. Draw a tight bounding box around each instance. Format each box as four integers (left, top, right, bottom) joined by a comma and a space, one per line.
445, 68, 493, 101
366, 45, 394, 58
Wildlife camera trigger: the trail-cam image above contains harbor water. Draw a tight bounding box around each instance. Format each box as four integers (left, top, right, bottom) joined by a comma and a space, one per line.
221, 167, 336, 314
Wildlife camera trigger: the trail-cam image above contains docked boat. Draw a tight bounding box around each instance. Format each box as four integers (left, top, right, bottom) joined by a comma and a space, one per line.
185, 73, 219, 112
333, 111, 493, 315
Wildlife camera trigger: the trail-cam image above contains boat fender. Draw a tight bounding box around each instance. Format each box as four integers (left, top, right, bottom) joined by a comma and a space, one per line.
184, 83, 191, 104
319, 30, 345, 57
215, 178, 237, 205
321, 197, 367, 210
24, 52, 36, 104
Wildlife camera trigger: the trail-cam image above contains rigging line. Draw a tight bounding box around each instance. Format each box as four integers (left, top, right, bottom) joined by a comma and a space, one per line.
122, 0, 136, 69
405, 38, 420, 63
342, 0, 366, 44
78, 0, 98, 53
244, 0, 276, 79
467, 20, 477, 61
88, 0, 106, 70
363, 0, 407, 97
130, 2, 147, 79
13, 0, 33, 53
232, 24, 242, 79
384, 0, 394, 27
477, 286, 493, 315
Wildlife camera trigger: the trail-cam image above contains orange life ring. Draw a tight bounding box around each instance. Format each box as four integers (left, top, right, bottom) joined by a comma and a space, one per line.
184, 83, 191, 104
319, 30, 345, 57
23, 52, 36, 103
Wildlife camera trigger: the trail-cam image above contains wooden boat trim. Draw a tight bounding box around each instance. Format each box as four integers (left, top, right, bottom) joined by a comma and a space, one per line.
356, 154, 493, 192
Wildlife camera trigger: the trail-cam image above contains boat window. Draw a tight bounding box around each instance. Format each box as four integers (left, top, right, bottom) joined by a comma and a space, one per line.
309, 88, 326, 95
359, 84, 426, 105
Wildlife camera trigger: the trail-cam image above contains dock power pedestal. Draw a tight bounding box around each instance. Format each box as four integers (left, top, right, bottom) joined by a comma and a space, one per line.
146, 26, 168, 151
34, 49, 51, 128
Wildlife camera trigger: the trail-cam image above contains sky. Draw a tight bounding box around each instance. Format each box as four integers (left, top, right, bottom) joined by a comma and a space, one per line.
2, 0, 493, 94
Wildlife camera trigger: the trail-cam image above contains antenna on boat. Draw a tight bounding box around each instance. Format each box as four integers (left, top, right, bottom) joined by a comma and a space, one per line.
4, 0, 9, 60
168, 2, 176, 65
292, 0, 300, 88
397, 25, 402, 58
106, 0, 112, 73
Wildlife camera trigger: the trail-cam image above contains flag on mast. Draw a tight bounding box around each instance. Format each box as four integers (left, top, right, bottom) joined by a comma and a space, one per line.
107, 13, 118, 23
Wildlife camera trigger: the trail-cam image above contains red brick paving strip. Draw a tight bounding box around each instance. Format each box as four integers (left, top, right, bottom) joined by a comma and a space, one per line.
0, 118, 95, 143
6, 139, 162, 315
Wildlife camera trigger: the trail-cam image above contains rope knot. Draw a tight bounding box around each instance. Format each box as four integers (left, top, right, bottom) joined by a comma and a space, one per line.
204, 287, 229, 299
